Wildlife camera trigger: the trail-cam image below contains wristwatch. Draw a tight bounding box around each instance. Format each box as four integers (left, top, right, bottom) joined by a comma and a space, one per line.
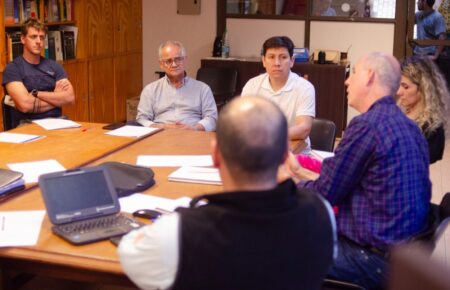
31, 89, 38, 98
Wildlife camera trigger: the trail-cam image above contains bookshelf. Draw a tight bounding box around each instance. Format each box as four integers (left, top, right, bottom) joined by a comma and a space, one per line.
0, 0, 143, 130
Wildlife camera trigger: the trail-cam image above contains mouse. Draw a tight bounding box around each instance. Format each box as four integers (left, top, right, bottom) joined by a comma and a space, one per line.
132, 209, 162, 220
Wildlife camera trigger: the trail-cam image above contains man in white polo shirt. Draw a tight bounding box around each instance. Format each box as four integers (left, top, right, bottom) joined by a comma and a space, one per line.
241, 36, 315, 152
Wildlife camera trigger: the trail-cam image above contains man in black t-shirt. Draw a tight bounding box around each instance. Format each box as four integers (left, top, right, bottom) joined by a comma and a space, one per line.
2, 18, 74, 129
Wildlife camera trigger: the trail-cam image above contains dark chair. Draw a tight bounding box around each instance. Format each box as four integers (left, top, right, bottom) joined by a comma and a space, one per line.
2, 95, 15, 131
310, 118, 337, 152
196, 67, 238, 111
321, 193, 450, 290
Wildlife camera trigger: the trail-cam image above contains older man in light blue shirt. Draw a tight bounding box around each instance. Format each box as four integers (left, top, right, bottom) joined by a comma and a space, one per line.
136, 41, 217, 131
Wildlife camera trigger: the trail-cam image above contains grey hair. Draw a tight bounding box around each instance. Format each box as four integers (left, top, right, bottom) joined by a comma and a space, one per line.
362, 52, 401, 96
158, 40, 187, 59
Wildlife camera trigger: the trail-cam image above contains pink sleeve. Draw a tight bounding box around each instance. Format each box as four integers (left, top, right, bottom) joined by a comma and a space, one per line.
296, 154, 322, 174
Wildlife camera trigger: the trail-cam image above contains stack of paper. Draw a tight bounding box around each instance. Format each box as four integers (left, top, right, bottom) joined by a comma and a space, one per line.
137, 155, 213, 167
33, 118, 81, 130
311, 150, 335, 161
168, 166, 222, 185
119, 194, 194, 214
7, 159, 66, 184
106, 125, 161, 138
0, 132, 44, 143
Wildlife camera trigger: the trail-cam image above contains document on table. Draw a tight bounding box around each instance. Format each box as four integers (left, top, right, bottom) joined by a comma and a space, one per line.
0, 132, 44, 143
311, 150, 335, 161
33, 118, 81, 130
106, 125, 161, 138
0, 210, 45, 247
7, 159, 66, 184
119, 194, 194, 214
137, 155, 214, 167
168, 166, 222, 185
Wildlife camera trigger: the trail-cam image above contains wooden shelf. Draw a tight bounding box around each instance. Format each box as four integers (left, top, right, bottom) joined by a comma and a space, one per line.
5, 21, 76, 29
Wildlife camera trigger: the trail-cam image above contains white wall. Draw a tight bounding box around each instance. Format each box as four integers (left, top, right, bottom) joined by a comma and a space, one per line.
142, 1, 216, 84
310, 21, 395, 121
142, 2, 395, 123
227, 18, 305, 57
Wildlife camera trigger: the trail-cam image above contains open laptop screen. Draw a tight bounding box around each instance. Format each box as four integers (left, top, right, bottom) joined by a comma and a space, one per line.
39, 167, 120, 224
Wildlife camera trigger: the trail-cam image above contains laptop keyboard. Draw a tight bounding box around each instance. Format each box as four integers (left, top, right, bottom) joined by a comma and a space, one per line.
53, 213, 142, 244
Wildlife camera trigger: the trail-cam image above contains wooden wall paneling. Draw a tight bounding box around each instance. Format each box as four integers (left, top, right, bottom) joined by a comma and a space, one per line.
115, 0, 142, 54
114, 53, 143, 121
88, 57, 115, 123
73, 0, 88, 59
86, 0, 115, 58
62, 60, 90, 121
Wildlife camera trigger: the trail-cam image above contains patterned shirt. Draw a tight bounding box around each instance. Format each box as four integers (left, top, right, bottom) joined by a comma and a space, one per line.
300, 96, 431, 251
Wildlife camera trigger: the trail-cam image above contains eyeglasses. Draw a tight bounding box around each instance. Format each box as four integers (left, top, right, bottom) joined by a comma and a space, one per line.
160, 56, 185, 67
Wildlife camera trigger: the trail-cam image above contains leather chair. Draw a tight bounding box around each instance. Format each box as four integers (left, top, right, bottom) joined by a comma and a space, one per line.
321, 192, 450, 290
196, 67, 238, 111
310, 118, 336, 152
2, 95, 14, 131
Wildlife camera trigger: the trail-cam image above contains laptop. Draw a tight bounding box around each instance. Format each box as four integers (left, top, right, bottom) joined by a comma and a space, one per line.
39, 166, 142, 245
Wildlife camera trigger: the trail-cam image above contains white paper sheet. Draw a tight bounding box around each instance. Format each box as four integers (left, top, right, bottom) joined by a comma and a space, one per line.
311, 150, 335, 161
32, 118, 81, 130
7, 159, 66, 184
168, 166, 222, 185
137, 155, 214, 167
0, 210, 45, 247
119, 194, 194, 214
106, 125, 159, 138
0, 132, 44, 143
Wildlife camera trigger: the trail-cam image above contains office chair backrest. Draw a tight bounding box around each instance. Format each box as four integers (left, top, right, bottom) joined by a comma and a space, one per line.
2, 95, 14, 131
196, 67, 238, 110
310, 118, 336, 152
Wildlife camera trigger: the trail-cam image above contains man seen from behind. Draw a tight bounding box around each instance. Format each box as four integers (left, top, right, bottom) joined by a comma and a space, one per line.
119, 96, 336, 290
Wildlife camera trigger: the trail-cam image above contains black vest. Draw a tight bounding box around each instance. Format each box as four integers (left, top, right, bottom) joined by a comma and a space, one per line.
171, 179, 334, 290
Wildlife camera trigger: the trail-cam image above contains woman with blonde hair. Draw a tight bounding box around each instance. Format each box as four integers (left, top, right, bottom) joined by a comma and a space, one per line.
397, 56, 449, 163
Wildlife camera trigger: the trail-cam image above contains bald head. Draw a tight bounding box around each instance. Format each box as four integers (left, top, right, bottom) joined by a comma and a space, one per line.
361, 52, 401, 96
216, 96, 288, 180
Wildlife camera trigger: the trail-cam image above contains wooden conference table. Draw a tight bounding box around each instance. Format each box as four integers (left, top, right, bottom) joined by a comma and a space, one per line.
0, 123, 309, 288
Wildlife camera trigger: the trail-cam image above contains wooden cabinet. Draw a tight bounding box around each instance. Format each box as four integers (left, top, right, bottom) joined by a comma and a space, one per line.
0, 0, 142, 130
73, 0, 142, 123
201, 58, 349, 136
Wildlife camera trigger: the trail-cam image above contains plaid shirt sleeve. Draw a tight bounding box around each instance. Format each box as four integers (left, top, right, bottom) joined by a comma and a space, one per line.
301, 117, 377, 205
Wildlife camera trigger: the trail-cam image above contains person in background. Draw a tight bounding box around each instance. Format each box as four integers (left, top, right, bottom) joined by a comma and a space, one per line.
136, 40, 217, 131
314, 0, 337, 16
119, 96, 336, 290
397, 56, 449, 164
283, 52, 431, 289
414, 0, 447, 61
241, 36, 315, 152
2, 18, 75, 129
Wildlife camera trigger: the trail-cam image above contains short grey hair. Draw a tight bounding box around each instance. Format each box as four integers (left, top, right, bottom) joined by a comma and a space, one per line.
158, 40, 187, 59
362, 52, 401, 96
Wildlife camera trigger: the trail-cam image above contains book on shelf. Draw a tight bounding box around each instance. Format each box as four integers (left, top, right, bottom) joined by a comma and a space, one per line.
61, 30, 75, 59
47, 34, 56, 60
5, 0, 15, 24
48, 30, 63, 61
6, 32, 23, 62
4, 0, 75, 24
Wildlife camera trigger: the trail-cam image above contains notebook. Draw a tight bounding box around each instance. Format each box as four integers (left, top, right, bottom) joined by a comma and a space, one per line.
39, 166, 142, 245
